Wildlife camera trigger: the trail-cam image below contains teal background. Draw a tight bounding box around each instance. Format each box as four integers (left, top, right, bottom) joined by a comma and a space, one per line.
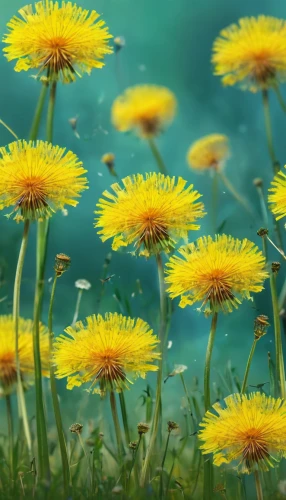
0, 0, 285, 423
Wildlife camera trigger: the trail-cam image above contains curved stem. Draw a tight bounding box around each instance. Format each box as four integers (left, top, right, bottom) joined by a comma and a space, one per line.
262, 89, 278, 173
254, 184, 269, 229
29, 82, 49, 141
109, 391, 124, 459
48, 274, 71, 495
274, 85, 286, 113
77, 432, 92, 485
204, 312, 218, 411
270, 272, 286, 399
148, 138, 168, 175
128, 434, 142, 491
13, 220, 32, 456
140, 253, 168, 486
218, 172, 254, 217
72, 289, 83, 326
0, 119, 18, 140
6, 395, 14, 476
254, 470, 264, 500
241, 339, 258, 394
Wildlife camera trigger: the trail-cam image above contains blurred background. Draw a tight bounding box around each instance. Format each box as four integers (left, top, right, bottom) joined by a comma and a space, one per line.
0, 0, 285, 425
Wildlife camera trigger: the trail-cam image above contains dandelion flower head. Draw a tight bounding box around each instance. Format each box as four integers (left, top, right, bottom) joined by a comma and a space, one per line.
0, 140, 88, 220
165, 234, 268, 313
199, 392, 286, 473
212, 16, 286, 92
111, 85, 177, 138
187, 134, 229, 171
0, 315, 49, 395
53, 313, 160, 394
95, 173, 205, 256
268, 166, 286, 220
3, 1, 113, 83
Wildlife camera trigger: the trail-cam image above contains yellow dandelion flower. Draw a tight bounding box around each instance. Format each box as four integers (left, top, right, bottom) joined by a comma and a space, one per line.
0, 140, 88, 220
95, 173, 205, 256
187, 134, 229, 171
53, 313, 160, 393
111, 85, 177, 138
268, 166, 286, 220
3, 1, 113, 83
165, 234, 268, 313
199, 392, 286, 473
0, 315, 49, 395
212, 16, 286, 92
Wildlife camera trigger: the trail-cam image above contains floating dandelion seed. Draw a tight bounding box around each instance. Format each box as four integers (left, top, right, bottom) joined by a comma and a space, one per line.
69, 116, 80, 139
165, 235, 268, 313
111, 85, 177, 138
95, 173, 205, 256
101, 153, 117, 177
212, 16, 286, 92
187, 134, 229, 171
3, 1, 113, 83
199, 392, 286, 473
53, 313, 160, 393
164, 364, 187, 383
0, 140, 88, 220
0, 315, 49, 394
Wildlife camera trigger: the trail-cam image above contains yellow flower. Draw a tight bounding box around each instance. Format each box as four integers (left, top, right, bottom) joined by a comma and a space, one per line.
268, 166, 286, 220
0, 315, 49, 395
212, 16, 286, 92
95, 173, 205, 256
199, 392, 286, 473
53, 313, 160, 393
165, 234, 268, 313
3, 1, 113, 83
187, 134, 229, 171
111, 85, 177, 138
0, 140, 88, 220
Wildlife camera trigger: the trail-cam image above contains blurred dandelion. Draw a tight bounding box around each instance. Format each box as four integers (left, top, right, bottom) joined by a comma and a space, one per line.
199, 392, 286, 473
101, 153, 117, 177
0, 315, 49, 394
3, 1, 113, 83
269, 166, 286, 220
95, 173, 205, 256
187, 134, 229, 171
212, 16, 286, 92
53, 313, 160, 393
112, 85, 177, 174
165, 234, 268, 313
0, 140, 88, 220
69, 116, 80, 139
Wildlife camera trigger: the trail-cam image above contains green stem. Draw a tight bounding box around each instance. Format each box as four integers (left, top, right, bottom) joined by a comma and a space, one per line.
268, 351, 276, 397
33, 220, 50, 480
270, 272, 286, 399
241, 339, 258, 394
128, 434, 142, 491
29, 82, 49, 141
159, 431, 171, 499
218, 172, 254, 217
148, 138, 168, 175
254, 470, 264, 500
273, 85, 286, 113
0, 119, 18, 140
77, 432, 92, 485
204, 312, 218, 411
109, 391, 124, 459
6, 395, 14, 476
140, 253, 168, 486
255, 185, 269, 230
72, 289, 83, 326
13, 220, 32, 456
46, 81, 57, 143
48, 274, 71, 495
211, 169, 219, 234
179, 373, 196, 432
203, 312, 218, 500
119, 392, 131, 446
262, 89, 278, 173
